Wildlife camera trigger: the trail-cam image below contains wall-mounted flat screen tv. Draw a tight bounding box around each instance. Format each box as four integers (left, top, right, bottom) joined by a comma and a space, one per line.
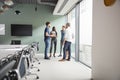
11, 24, 32, 36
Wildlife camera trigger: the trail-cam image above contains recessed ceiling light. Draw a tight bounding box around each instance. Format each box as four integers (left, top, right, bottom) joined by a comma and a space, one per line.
4, 0, 14, 6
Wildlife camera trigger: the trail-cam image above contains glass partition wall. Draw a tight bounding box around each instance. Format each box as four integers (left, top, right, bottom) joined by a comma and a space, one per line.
67, 8, 76, 58
67, 0, 92, 67
79, 0, 92, 67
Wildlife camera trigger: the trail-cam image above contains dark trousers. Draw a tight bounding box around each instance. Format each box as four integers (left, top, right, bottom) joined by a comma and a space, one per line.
63, 41, 71, 60
50, 39, 57, 54
60, 40, 63, 55
44, 39, 50, 58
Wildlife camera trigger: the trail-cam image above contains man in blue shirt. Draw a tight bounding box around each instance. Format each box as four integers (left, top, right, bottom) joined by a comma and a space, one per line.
58, 26, 65, 57
44, 22, 54, 59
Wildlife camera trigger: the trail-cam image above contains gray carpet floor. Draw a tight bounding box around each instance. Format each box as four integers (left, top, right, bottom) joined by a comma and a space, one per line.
22, 54, 91, 80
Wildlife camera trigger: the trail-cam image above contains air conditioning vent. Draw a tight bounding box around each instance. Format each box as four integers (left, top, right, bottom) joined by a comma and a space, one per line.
57, 0, 69, 13
37, 0, 57, 6
53, 0, 81, 15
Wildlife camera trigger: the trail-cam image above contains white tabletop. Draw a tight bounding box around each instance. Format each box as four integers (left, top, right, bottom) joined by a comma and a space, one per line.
0, 45, 28, 49
0, 45, 28, 60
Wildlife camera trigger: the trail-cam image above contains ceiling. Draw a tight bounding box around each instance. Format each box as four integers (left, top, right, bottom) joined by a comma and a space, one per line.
0, 0, 80, 15
53, 0, 80, 15
0, 0, 58, 6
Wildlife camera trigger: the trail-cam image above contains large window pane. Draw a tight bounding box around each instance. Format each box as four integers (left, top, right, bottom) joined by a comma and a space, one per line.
67, 8, 75, 58
79, 0, 92, 67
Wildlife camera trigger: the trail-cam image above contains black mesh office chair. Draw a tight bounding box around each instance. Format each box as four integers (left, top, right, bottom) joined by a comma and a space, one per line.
11, 40, 21, 45
22, 47, 39, 80
0, 56, 16, 80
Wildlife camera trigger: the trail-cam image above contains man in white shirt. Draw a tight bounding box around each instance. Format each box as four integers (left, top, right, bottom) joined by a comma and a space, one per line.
59, 23, 73, 61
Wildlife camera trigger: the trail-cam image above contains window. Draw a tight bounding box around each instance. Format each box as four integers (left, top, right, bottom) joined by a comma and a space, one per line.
67, 0, 92, 67
67, 8, 75, 58
0, 24, 5, 35
79, 0, 92, 67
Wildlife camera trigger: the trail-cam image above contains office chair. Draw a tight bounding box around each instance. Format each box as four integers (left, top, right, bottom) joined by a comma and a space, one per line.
7, 51, 23, 80
22, 47, 39, 80
11, 40, 21, 45
0, 42, 40, 80
30, 42, 40, 65
22, 47, 40, 70
8, 49, 38, 80
0, 55, 16, 80
7, 50, 30, 80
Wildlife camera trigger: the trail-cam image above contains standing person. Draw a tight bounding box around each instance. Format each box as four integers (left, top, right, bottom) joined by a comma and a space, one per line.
49, 26, 57, 57
59, 23, 73, 61
58, 26, 66, 57
44, 22, 54, 60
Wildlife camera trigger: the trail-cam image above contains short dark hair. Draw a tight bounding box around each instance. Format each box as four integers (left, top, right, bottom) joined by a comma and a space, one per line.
46, 22, 50, 26
52, 26, 56, 31
66, 23, 70, 27
62, 25, 65, 28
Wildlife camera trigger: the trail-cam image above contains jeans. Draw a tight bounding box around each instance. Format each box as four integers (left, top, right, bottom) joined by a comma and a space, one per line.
44, 39, 50, 58
63, 41, 71, 60
60, 40, 64, 55
50, 39, 57, 54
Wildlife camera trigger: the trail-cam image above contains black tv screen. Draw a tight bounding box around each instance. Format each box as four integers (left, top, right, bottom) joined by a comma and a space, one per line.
11, 24, 32, 36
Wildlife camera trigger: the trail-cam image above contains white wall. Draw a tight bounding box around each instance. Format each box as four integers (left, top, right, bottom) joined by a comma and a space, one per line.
92, 0, 120, 80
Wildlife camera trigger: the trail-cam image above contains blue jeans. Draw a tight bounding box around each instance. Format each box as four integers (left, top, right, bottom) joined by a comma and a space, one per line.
44, 39, 50, 58
60, 40, 64, 55
63, 41, 71, 60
